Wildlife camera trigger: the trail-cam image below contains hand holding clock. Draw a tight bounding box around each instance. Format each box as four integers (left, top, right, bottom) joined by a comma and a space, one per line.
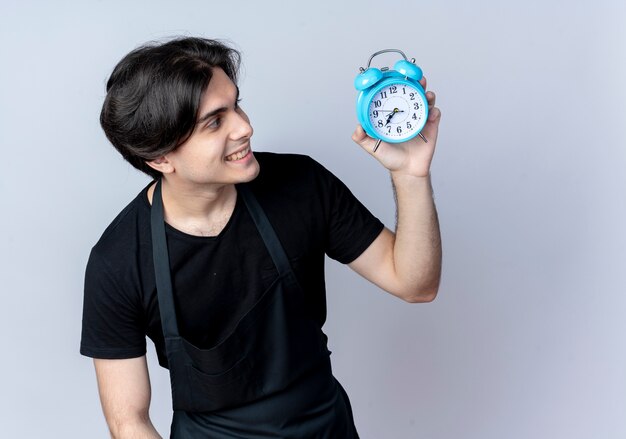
352, 75, 441, 179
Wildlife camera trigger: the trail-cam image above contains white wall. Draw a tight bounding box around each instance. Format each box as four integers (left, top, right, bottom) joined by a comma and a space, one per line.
1, 1, 625, 437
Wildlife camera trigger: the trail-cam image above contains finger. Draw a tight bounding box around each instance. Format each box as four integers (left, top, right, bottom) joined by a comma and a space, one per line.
421, 107, 441, 141
426, 91, 436, 109
428, 106, 441, 122
419, 75, 427, 90
351, 124, 367, 142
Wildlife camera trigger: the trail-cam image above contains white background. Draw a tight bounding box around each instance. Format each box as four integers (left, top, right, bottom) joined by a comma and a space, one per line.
1, 1, 625, 438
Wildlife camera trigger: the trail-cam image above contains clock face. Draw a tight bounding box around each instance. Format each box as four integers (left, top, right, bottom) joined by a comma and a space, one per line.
367, 82, 427, 141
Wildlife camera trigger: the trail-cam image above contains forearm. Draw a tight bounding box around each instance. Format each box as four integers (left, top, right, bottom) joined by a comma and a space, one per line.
109, 417, 162, 439
94, 357, 161, 439
390, 171, 441, 301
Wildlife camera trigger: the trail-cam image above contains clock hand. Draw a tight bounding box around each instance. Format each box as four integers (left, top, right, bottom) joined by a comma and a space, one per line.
384, 113, 394, 126
385, 108, 401, 126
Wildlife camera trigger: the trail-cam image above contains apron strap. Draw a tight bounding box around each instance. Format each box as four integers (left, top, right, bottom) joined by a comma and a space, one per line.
150, 180, 294, 339
237, 184, 292, 277
150, 179, 180, 339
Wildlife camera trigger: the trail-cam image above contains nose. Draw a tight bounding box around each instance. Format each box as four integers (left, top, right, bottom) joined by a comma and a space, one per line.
229, 108, 253, 141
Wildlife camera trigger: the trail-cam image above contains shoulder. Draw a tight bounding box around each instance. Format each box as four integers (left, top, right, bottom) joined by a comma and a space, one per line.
253, 151, 322, 176
251, 151, 337, 191
89, 184, 152, 271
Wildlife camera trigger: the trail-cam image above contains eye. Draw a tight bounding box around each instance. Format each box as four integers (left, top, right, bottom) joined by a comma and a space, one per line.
206, 117, 222, 129
235, 98, 242, 109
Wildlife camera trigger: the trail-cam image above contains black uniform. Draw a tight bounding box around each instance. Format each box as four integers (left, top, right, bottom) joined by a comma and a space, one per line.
81, 152, 384, 437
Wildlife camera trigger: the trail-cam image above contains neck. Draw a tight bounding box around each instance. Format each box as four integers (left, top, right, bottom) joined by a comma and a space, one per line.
148, 178, 237, 236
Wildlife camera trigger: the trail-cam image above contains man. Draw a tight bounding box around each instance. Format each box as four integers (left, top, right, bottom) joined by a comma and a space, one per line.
80, 37, 441, 438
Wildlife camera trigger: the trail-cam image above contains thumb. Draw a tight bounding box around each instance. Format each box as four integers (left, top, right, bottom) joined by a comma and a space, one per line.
351, 125, 377, 153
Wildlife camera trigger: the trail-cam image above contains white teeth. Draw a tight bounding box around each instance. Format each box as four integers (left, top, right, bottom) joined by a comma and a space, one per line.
226, 147, 249, 161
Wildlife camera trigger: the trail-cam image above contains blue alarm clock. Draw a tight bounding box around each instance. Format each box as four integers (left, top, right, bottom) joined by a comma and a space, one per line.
355, 49, 428, 152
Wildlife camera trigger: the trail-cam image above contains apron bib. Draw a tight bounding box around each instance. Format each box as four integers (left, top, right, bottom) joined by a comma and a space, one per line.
150, 180, 359, 438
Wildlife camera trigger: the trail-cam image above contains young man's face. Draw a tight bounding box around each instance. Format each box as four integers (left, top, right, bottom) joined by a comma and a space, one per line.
158, 68, 259, 187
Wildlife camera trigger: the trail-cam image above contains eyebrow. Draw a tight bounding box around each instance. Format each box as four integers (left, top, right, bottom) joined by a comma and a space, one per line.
196, 86, 240, 125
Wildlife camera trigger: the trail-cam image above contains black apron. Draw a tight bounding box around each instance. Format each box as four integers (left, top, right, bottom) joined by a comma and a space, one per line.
150, 180, 360, 438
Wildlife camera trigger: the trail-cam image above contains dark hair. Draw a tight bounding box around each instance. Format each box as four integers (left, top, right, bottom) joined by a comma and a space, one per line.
100, 37, 241, 179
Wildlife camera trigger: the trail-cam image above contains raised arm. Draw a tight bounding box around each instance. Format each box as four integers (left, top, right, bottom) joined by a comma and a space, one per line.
94, 356, 162, 439
349, 76, 442, 303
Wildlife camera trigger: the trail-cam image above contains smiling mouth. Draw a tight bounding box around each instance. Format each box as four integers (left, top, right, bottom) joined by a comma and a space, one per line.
225, 146, 251, 162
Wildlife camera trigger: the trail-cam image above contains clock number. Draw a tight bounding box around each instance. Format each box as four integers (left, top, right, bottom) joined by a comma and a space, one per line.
414, 102, 420, 110
412, 113, 417, 120
410, 93, 415, 100
407, 122, 412, 129
377, 120, 384, 128
387, 126, 392, 133
397, 126, 402, 134
372, 110, 379, 118
374, 100, 382, 108
389, 86, 397, 94
380, 91, 388, 99
402, 87, 406, 94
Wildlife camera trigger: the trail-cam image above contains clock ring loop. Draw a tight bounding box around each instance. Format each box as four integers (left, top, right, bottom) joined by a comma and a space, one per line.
359, 49, 416, 72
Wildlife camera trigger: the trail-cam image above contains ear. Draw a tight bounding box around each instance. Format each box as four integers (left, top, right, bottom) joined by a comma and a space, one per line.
146, 155, 175, 174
